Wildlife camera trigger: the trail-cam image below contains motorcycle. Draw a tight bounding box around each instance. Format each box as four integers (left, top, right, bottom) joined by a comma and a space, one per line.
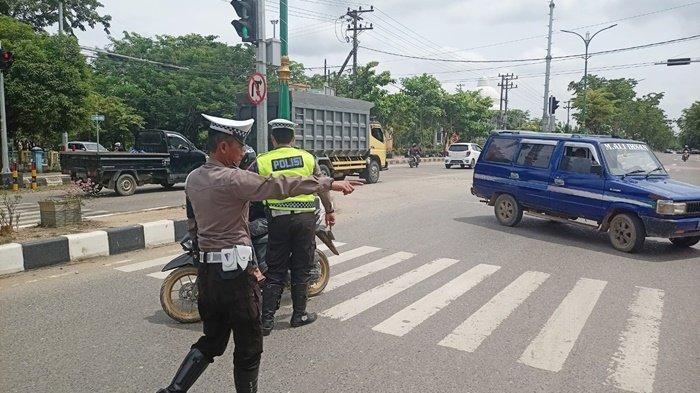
159, 210, 336, 324
408, 154, 420, 168
682, 152, 690, 162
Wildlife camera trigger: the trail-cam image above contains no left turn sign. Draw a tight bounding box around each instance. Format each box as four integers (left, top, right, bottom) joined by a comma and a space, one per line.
247, 72, 267, 106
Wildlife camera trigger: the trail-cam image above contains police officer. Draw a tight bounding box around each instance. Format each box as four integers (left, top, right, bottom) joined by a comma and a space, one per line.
254, 118, 337, 336
157, 114, 359, 393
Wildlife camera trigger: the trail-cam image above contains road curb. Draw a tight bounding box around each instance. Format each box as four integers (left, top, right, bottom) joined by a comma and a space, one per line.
1, 218, 187, 276
387, 157, 443, 165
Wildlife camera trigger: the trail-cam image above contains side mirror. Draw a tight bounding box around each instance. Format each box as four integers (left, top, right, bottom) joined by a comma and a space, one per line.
591, 163, 603, 176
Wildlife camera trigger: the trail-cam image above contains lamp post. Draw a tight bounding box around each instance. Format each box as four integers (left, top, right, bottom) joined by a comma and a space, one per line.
561, 24, 616, 130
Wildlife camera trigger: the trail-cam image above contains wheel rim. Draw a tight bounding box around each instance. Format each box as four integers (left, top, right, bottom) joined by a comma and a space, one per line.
611, 217, 634, 248
371, 163, 379, 180
121, 178, 134, 193
170, 274, 198, 313
498, 199, 514, 221
308, 252, 329, 295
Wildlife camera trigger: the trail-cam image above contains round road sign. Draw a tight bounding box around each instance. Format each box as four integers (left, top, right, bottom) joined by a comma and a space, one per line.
247, 72, 267, 106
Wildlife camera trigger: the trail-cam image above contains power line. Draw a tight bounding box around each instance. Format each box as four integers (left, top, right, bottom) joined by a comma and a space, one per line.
360, 34, 700, 63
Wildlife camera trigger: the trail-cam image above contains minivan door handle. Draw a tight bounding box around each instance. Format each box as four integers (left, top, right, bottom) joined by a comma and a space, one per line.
509, 172, 520, 180
553, 178, 565, 186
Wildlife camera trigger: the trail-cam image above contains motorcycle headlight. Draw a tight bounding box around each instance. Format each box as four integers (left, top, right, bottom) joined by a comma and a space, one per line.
656, 200, 687, 215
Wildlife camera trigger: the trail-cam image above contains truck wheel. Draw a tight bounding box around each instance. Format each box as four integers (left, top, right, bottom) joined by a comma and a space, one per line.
115, 173, 137, 196
494, 194, 523, 227
362, 160, 380, 184
318, 163, 332, 178
609, 213, 645, 253
161, 182, 175, 190
669, 236, 699, 248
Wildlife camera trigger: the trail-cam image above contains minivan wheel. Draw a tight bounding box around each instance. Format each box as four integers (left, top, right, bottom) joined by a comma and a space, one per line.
445, 164, 451, 169
494, 194, 523, 227
669, 236, 699, 248
608, 213, 645, 253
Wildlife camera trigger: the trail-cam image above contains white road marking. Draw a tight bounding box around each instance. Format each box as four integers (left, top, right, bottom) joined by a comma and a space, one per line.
147, 270, 172, 280
607, 286, 665, 393
322, 258, 458, 321
373, 263, 500, 337
325, 252, 415, 292
327, 246, 381, 266
102, 259, 133, 267
115, 255, 179, 272
316, 241, 346, 252
439, 271, 550, 352
518, 278, 607, 372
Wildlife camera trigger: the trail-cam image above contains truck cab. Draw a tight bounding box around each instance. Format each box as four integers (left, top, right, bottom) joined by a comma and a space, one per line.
472, 131, 700, 253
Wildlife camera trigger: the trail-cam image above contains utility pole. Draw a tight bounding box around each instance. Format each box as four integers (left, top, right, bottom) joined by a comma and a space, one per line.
564, 100, 572, 132
255, 0, 268, 152
562, 23, 616, 131
498, 74, 517, 130
456, 83, 464, 92
344, 6, 374, 77
497, 75, 505, 128
58, 2, 64, 35
270, 19, 278, 38
541, 0, 555, 132
0, 44, 8, 174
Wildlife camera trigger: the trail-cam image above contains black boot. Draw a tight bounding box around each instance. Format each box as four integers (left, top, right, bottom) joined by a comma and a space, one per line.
234, 367, 259, 393
156, 348, 209, 393
290, 283, 317, 328
261, 283, 283, 336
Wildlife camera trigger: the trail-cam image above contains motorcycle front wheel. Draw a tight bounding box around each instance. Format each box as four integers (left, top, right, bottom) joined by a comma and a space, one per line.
160, 266, 201, 323
308, 250, 330, 296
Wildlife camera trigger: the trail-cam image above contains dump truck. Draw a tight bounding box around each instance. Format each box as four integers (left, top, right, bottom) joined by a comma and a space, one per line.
238, 90, 388, 183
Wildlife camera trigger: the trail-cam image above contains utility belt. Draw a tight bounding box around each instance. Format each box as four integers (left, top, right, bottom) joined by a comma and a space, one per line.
199, 245, 253, 272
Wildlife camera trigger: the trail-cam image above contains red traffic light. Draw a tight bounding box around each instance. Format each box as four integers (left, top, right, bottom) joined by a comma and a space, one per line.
0, 50, 13, 71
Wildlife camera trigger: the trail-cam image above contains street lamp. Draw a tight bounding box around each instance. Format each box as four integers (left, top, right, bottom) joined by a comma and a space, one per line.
561, 24, 617, 130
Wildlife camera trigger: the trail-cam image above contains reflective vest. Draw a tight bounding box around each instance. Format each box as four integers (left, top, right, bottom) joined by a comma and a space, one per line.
256, 146, 316, 211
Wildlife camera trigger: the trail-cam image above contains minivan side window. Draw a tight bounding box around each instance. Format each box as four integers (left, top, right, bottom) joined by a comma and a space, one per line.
516, 143, 555, 168
559, 146, 600, 174
484, 137, 519, 163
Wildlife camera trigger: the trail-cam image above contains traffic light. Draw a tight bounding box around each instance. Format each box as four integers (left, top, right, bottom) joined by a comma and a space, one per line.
231, 0, 258, 44
0, 50, 14, 71
549, 96, 560, 115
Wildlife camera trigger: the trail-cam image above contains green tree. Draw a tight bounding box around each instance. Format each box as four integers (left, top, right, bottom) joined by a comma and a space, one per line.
503, 109, 530, 130
443, 90, 493, 142
376, 92, 418, 148
81, 93, 144, 148
678, 101, 700, 148
93, 32, 255, 146
399, 74, 445, 146
0, 16, 91, 147
0, 0, 111, 33
334, 61, 394, 104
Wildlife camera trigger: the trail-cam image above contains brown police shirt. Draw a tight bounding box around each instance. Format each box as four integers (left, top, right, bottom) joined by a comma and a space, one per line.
185, 158, 332, 251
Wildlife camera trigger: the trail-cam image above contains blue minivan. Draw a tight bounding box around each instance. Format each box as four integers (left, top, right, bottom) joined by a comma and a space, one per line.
472, 130, 700, 253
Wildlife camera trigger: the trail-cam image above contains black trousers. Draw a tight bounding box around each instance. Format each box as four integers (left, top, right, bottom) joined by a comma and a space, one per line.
266, 212, 316, 286
191, 264, 263, 372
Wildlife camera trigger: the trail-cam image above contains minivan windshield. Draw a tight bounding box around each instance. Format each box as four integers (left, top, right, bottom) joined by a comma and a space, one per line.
601, 143, 666, 176
449, 144, 469, 152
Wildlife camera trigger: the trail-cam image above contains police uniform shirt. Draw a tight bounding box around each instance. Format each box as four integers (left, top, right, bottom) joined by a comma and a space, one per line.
185, 157, 332, 252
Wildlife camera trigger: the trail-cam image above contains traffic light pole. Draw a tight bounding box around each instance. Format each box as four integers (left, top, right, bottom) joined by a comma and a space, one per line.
0, 69, 9, 174
277, 0, 291, 120
255, 0, 268, 152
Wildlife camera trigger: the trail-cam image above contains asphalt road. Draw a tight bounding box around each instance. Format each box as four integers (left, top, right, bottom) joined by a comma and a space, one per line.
1, 154, 698, 393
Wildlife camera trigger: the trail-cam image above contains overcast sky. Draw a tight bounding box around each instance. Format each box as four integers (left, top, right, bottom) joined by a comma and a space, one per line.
76, 0, 700, 125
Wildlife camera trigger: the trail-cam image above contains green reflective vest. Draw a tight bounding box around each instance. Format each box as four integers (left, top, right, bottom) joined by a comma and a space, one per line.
256, 146, 316, 211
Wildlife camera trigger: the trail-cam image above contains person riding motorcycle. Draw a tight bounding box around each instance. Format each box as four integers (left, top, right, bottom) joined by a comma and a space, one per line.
682, 145, 691, 162
409, 143, 422, 166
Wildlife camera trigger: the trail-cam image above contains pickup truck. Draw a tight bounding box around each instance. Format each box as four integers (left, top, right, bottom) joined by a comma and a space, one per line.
472, 130, 700, 253
60, 130, 206, 196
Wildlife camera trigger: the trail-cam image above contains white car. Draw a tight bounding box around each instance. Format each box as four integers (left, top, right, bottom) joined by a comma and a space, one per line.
445, 143, 481, 169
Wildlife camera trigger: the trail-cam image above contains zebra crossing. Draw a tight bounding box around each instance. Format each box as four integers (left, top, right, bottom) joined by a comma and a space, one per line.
114, 242, 667, 393
0, 202, 109, 228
